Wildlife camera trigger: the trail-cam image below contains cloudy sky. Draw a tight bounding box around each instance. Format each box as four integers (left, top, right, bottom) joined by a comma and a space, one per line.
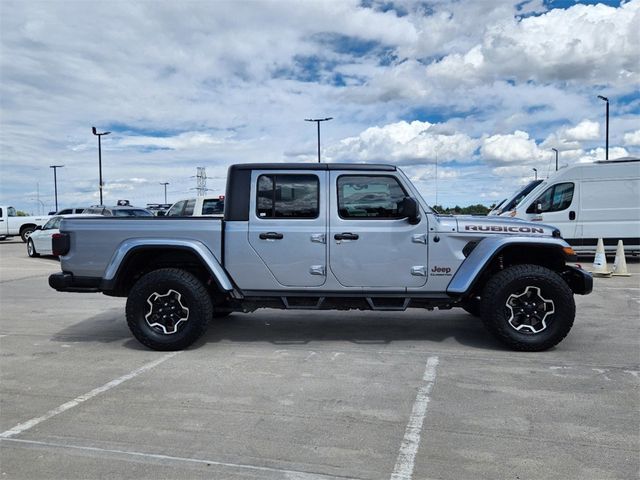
1, 0, 638, 213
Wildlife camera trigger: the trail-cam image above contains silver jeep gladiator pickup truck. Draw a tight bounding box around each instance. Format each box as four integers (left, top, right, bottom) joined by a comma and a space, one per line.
49, 163, 592, 351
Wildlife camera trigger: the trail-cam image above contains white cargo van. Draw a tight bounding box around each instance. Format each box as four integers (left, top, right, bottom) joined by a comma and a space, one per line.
500, 158, 640, 254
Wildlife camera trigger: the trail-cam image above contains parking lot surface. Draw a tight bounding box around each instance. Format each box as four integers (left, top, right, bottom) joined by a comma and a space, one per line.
1, 239, 639, 479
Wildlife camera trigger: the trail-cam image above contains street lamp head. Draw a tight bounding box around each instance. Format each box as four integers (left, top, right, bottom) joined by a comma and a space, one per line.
49, 164, 65, 168
551, 148, 558, 153
532, 168, 537, 172
597, 95, 609, 102
92, 127, 111, 136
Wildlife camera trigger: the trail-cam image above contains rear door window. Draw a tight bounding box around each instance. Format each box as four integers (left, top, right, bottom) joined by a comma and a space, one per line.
202, 199, 224, 214
256, 174, 319, 219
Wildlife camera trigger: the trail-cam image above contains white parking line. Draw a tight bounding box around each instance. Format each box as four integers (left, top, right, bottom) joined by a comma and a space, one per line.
1, 438, 356, 480
390, 356, 439, 480
0, 352, 179, 438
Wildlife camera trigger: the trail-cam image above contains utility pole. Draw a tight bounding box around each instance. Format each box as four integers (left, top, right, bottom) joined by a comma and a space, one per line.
597, 95, 609, 160
304, 117, 333, 163
159, 182, 169, 203
551, 148, 558, 172
92, 127, 111, 205
50, 165, 64, 212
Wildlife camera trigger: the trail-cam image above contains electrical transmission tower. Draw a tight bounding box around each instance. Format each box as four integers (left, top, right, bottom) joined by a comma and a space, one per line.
195, 167, 207, 196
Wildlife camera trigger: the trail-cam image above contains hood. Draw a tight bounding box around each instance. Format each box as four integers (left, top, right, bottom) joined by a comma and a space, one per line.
436, 215, 560, 237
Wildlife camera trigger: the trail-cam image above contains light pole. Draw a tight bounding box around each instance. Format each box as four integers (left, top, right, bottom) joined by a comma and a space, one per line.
49, 164, 64, 212
597, 95, 609, 160
160, 182, 169, 203
92, 126, 111, 205
304, 117, 333, 163
533, 168, 538, 181
551, 148, 558, 172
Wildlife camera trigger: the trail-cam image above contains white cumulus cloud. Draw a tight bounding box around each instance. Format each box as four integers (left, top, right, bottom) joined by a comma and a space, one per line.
564, 120, 600, 141
481, 130, 545, 165
325, 120, 479, 164
623, 129, 640, 146
425, 1, 640, 86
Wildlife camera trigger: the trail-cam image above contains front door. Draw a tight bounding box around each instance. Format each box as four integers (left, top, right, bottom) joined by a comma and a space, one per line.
328, 172, 428, 288
248, 171, 327, 287
527, 181, 579, 242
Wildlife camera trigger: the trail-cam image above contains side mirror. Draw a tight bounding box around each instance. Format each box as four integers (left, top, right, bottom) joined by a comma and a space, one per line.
156, 211, 166, 217
398, 197, 421, 225
535, 202, 543, 213
35, 225, 42, 231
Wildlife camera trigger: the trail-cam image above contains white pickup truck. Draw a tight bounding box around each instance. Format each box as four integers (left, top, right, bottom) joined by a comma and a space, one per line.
0, 206, 51, 242
165, 196, 224, 217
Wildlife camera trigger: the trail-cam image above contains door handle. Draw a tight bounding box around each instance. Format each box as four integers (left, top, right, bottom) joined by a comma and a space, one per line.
259, 232, 284, 240
569, 211, 576, 220
334, 232, 359, 241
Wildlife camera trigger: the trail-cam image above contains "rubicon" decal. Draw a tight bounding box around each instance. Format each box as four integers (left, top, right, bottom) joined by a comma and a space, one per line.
465, 225, 544, 234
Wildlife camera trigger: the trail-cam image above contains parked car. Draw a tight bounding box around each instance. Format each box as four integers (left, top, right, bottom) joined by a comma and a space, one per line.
83, 204, 154, 217
500, 158, 640, 254
166, 196, 224, 217
49, 162, 591, 352
27, 214, 95, 257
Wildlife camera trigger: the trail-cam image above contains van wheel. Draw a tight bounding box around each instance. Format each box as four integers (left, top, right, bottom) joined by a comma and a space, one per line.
20, 226, 35, 243
481, 264, 575, 351
27, 239, 39, 257
126, 268, 212, 351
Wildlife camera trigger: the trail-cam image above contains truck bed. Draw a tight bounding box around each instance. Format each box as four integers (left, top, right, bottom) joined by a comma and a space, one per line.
60, 217, 223, 278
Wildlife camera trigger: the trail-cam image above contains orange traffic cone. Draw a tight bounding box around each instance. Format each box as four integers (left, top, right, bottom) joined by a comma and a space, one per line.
612, 240, 630, 276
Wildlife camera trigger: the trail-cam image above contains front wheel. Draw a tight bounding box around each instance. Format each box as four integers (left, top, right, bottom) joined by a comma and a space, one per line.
126, 268, 213, 351
481, 264, 575, 351
27, 239, 39, 257
20, 227, 35, 243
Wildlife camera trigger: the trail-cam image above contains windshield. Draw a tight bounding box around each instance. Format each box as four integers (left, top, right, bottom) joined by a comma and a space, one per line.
501, 180, 543, 213
113, 209, 153, 217
42, 216, 62, 229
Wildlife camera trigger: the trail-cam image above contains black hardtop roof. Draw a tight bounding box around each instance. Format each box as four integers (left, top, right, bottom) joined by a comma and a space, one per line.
229, 163, 396, 172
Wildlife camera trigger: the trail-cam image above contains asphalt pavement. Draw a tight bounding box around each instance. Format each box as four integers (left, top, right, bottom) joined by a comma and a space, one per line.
1, 239, 638, 479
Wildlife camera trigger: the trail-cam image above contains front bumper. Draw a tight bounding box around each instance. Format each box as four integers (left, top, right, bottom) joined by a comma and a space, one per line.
48, 272, 101, 293
560, 265, 593, 295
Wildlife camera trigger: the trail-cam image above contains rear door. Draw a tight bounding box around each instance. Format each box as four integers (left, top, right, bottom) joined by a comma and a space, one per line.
328, 172, 428, 288
248, 171, 327, 287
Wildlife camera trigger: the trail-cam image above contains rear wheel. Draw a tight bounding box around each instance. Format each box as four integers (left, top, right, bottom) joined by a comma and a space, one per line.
126, 268, 212, 351
27, 239, 39, 257
481, 264, 575, 351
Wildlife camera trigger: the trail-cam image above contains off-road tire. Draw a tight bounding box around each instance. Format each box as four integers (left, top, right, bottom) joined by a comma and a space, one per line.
480, 264, 575, 351
20, 226, 35, 243
27, 239, 39, 257
126, 268, 213, 351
